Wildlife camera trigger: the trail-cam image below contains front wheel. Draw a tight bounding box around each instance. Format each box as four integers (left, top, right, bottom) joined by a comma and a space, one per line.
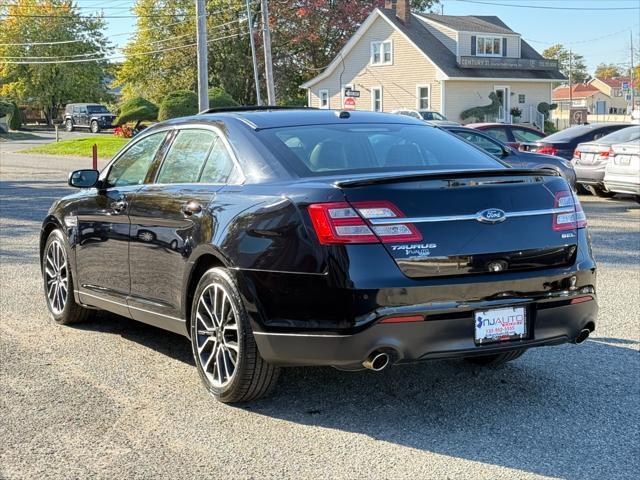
190, 267, 280, 403
90, 120, 100, 133
586, 185, 615, 198
463, 349, 526, 366
43, 229, 94, 325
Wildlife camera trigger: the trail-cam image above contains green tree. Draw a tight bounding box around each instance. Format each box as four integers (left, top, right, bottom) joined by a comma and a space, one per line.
594, 63, 622, 78
208, 87, 239, 108
8, 102, 22, 130
115, 97, 158, 129
542, 44, 589, 84
158, 90, 199, 120
0, 0, 112, 125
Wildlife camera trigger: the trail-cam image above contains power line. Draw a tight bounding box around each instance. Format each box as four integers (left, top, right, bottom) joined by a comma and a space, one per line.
449, 0, 640, 10
525, 26, 638, 47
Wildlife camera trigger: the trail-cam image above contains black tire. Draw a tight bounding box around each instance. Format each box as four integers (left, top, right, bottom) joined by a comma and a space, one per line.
90, 120, 100, 134
635, 195, 640, 204
65, 118, 73, 132
190, 267, 280, 403
42, 229, 94, 325
585, 185, 615, 198
575, 183, 590, 195
463, 349, 526, 366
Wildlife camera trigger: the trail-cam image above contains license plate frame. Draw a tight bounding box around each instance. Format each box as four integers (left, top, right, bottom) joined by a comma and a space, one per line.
616, 155, 631, 165
474, 306, 528, 345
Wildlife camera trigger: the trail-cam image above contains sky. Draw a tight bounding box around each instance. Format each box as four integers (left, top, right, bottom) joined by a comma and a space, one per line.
79, 0, 640, 74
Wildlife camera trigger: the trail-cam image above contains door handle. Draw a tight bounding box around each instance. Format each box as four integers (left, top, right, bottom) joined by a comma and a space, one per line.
181, 200, 202, 217
111, 199, 128, 213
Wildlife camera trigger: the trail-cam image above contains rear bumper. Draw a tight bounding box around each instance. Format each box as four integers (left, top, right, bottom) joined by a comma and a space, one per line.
603, 174, 640, 195
575, 164, 606, 186
254, 295, 597, 367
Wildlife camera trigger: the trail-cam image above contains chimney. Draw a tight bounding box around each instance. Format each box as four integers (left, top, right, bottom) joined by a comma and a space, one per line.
384, 0, 397, 10
396, 0, 411, 24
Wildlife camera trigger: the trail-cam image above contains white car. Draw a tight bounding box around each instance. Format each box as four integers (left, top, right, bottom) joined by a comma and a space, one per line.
391, 109, 460, 126
603, 142, 640, 203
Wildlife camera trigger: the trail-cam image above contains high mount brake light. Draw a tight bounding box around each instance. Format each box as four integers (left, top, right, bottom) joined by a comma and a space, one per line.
307, 201, 422, 244
553, 191, 587, 231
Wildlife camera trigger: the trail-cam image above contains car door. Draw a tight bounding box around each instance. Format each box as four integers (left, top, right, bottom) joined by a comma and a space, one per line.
74, 131, 168, 315
127, 126, 242, 333
77, 105, 89, 127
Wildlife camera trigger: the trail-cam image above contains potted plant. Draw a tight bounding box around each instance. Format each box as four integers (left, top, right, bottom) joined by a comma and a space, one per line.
510, 106, 522, 123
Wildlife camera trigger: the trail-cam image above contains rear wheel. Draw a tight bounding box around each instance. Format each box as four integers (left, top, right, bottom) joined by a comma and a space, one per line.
43, 229, 94, 325
90, 120, 100, 133
575, 184, 590, 195
464, 349, 526, 366
65, 119, 73, 132
585, 185, 615, 198
190, 267, 279, 403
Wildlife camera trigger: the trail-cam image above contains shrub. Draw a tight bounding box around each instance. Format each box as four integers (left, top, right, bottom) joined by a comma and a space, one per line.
8, 102, 22, 130
208, 87, 239, 108
544, 121, 558, 134
0, 100, 12, 118
158, 90, 199, 121
115, 97, 158, 129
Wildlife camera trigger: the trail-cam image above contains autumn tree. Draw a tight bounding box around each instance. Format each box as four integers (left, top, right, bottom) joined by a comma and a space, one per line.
0, 0, 111, 124
594, 63, 622, 79
542, 44, 589, 84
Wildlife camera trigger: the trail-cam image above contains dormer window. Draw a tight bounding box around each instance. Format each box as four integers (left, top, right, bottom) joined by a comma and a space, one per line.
371, 40, 392, 65
476, 36, 503, 57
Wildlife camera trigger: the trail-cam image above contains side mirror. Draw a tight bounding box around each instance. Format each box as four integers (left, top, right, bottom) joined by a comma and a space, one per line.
68, 169, 99, 188
500, 146, 511, 157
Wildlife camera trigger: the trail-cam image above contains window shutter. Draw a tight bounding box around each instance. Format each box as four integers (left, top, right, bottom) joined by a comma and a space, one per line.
502, 38, 507, 56
471, 36, 476, 55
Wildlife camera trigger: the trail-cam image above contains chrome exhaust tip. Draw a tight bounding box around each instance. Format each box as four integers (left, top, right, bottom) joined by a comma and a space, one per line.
574, 328, 590, 344
362, 351, 391, 371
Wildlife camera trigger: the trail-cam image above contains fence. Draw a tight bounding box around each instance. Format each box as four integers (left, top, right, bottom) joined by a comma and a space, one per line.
550, 111, 635, 131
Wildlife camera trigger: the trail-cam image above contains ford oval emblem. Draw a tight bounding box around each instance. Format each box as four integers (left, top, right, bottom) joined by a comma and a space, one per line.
477, 208, 507, 224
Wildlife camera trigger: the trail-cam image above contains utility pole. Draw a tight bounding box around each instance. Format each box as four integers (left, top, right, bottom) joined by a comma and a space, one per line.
569, 49, 573, 108
196, 0, 209, 111
631, 31, 636, 114
260, 0, 276, 105
246, 0, 262, 106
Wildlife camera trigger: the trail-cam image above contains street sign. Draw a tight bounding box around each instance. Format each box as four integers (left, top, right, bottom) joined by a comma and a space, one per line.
622, 82, 629, 89
344, 88, 360, 98
343, 97, 356, 110
569, 108, 588, 125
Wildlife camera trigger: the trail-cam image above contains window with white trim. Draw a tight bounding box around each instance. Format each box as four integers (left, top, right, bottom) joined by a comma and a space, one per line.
319, 89, 329, 109
417, 86, 429, 110
371, 87, 383, 112
370, 40, 392, 65
476, 36, 503, 56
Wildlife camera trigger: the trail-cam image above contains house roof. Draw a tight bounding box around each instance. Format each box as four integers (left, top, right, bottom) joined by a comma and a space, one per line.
301, 9, 565, 89
552, 84, 600, 100
418, 14, 516, 35
593, 77, 631, 88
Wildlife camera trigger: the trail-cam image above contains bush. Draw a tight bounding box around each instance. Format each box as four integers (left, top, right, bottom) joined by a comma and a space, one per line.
208, 87, 239, 108
544, 121, 557, 134
0, 100, 12, 118
8, 102, 22, 130
158, 90, 199, 121
115, 97, 158, 128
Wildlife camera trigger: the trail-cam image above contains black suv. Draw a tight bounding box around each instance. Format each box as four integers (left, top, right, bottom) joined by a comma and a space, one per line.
64, 103, 116, 133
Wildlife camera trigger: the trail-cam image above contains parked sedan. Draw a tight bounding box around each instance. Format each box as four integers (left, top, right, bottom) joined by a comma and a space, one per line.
41, 108, 597, 403
603, 142, 640, 202
572, 126, 640, 197
442, 126, 577, 188
466, 122, 546, 149
520, 123, 632, 160
391, 109, 460, 126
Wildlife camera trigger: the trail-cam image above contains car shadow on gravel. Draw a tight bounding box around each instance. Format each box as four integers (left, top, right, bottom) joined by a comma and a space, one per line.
243, 340, 639, 480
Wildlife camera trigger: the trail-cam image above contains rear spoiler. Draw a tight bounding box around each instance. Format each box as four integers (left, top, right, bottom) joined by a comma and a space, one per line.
335, 168, 559, 188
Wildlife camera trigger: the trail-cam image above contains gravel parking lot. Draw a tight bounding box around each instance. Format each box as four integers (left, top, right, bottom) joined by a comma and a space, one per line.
1, 149, 639, 479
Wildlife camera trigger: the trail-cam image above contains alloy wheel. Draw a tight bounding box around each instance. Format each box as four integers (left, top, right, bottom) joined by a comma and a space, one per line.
44, 240, 68, 315
194, 283, 240, 388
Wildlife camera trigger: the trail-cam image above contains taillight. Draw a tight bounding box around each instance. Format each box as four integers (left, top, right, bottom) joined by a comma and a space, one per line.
599, 149, 612, 157
552, 191, 587, 231
573, 149, 581, 159
537, 146, 559, 156
307, 201, 422, 244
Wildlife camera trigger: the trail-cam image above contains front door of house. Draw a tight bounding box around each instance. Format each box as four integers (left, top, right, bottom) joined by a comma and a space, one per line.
494, 86, 510, 122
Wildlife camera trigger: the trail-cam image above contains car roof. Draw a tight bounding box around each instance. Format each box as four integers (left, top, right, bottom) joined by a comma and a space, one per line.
159, 109, 427, 130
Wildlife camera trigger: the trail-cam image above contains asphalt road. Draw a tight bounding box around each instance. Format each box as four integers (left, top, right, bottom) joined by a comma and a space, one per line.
1, 149, 639, 479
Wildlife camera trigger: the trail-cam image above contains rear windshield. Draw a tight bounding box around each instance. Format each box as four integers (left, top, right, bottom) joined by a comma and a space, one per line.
87, 105, 109, 113
257, 124, 504, 176
543, 125, 594, 142
597, 126, 640, 144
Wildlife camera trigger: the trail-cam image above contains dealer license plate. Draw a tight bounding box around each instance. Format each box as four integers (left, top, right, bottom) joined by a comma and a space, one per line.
474, 306, 527, 344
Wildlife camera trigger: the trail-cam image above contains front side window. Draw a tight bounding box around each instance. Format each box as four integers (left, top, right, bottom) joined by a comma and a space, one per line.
156, 129, 217, 184
477, 36, 503, 56
372, 87, 383, 112
371, 40, 392, 65
106, 132, 166, 188
257, 124, 504, 176
319, 89, 329, 109
417, 86, 429, 110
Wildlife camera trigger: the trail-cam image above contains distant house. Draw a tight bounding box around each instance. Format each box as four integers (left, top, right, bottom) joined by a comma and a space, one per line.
552, 84, 611, 114
588, 77, 634, 114
301, 0, 564, 124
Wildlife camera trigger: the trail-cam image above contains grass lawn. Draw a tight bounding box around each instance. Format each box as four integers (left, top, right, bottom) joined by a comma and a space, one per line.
21, 136, 130, 159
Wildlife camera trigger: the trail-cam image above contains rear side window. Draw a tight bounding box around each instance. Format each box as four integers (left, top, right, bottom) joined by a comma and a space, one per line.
199, 138, 238, 184
257, 124, 503, 176
106, 132, 166, 188
156, 129, 217, 184
482, 127, 509, 143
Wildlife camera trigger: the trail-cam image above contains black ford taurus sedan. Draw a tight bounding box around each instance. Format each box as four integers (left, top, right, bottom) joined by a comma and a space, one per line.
40, 108, 598, 403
